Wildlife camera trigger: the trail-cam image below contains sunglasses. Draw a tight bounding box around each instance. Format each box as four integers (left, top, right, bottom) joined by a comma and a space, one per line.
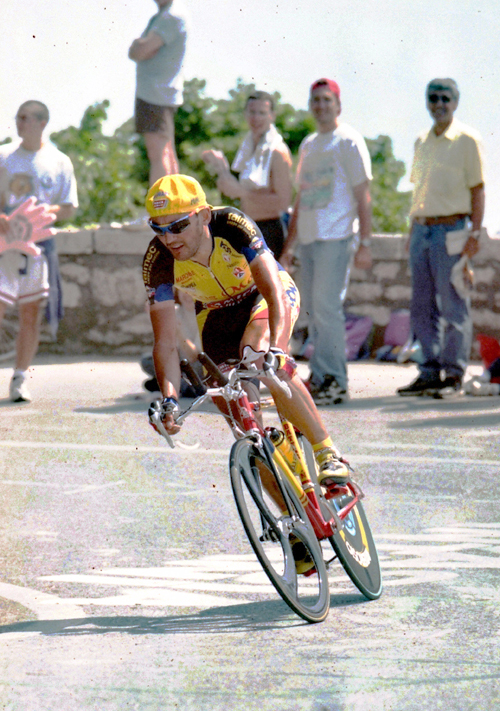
148, 210, 199, 236
428, 94, 452, 104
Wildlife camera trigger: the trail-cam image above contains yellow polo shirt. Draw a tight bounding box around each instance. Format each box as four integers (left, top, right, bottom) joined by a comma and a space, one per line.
410, 119, 484, 218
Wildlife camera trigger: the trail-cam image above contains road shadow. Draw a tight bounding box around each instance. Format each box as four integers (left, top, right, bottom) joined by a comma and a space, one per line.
0, 398, 31, 409
74, 393, 152, 415
385, 397, 500, 429
317, 393, 500, 415
0, 592, 366, 637
72, 390, 500, 430
74, 394, 214, 416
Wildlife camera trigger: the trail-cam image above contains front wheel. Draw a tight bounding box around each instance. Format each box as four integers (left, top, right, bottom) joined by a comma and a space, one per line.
229, 437, 330, 623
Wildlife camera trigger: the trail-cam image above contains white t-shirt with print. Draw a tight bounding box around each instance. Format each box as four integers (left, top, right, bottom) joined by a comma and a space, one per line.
296, 123, 372, 244
0, 141, 78, 214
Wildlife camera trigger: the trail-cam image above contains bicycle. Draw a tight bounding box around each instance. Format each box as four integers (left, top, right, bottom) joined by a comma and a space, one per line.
149, 352, 382, 623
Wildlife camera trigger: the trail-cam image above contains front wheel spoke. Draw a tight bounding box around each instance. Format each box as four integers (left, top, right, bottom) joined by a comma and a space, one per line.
240, 466, 280, 532
230, 437, 331, 622
280, 547, 299, 591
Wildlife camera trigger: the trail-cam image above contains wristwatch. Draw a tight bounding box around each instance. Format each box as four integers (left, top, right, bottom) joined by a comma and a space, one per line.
161, 397, 179, 415
360, 237, 372, 247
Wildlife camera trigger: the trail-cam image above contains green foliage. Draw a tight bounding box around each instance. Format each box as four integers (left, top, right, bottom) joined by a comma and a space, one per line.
175, 79, 409, 230
0, 79, 409, 231
366, 135, 411, 233
172, 78, 315, 206
50, 100, 146, 226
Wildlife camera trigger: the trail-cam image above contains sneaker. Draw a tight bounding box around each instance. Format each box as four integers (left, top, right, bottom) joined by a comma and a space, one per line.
290, 535, 316, 575
143, 377, 160, 393
429, 375, 462, 398
140, 354, 155, 377
309, 375, 347, 405
397, 375, 443, 396
464, 377, 500, 396
315, 446, 350, 486
9, 373, 31, 403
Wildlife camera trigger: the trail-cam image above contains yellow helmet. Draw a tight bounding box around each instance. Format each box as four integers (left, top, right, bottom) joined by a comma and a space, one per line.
146, 174, 210, 218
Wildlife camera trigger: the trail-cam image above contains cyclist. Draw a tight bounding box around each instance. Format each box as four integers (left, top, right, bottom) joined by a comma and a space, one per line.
142, 174, 349, 487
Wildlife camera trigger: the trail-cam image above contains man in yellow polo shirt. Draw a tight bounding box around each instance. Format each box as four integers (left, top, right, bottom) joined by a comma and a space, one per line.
398, 78, 485, 397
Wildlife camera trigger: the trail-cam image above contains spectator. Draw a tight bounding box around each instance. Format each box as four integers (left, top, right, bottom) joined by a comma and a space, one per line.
281, 78, 373, 405
0, 100, 78, 402
202, 91, 292, 259
397, 78, 485, 397
129, 0, 189, 185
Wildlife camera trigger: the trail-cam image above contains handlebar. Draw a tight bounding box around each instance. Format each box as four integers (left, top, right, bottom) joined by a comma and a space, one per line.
149, 350, 293, 447
180, 358, 207, 394
148, 400, 175, 449
263, 352, 292, 399
197, 352, 229, 386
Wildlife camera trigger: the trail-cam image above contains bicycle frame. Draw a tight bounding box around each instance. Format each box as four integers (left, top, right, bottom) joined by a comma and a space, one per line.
149, 353, 382, 609
271, 414, 364, 541
157, 356, 364, 544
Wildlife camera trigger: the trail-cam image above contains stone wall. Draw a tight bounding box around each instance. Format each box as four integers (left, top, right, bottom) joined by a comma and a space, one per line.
20, 225, 500, 356
345, 234, 500, 357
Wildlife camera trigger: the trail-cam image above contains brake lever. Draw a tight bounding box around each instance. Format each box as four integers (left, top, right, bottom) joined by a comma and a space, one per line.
148, 402, 175, 449
263, 356, 292, 399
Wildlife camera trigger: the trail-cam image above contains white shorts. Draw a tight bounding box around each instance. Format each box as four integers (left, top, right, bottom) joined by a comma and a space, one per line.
0, 250, 49, 306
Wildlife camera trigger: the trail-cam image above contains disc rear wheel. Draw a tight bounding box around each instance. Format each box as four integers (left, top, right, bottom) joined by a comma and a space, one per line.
299, 435, 382, 600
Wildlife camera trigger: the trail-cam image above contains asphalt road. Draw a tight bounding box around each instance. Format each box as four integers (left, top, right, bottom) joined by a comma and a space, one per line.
0, 355, 499, 711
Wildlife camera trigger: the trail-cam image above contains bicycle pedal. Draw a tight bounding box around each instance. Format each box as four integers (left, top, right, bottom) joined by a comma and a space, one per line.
324, 483, 350, 499
301, 566, 317, 577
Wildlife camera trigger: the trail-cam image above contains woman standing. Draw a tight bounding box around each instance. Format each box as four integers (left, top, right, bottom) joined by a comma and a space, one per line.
202, 91, 292, 260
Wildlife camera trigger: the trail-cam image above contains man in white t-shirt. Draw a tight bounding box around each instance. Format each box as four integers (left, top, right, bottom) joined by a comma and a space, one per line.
129, 0, 189, 184
0, 100, 78, 402
282, 79, 373, 405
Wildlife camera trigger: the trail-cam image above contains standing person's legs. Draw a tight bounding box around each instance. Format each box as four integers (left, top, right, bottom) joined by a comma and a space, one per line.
135, 98, 179, 184
10, 296, 46, 402
0, 299, 7, 331
0, 251, 49, 402
143, 108, 179, 184
301, 238, 353, 393
408, 223, 441, 380
16, 299, 43, 371
428, 222, 471, 380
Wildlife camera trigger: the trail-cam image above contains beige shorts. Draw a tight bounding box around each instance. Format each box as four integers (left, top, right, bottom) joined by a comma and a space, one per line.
0, 250, 49, 306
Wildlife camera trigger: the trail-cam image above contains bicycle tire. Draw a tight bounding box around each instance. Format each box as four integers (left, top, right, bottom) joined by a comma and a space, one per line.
299, 436, 382, 600
229, 436, 330, 623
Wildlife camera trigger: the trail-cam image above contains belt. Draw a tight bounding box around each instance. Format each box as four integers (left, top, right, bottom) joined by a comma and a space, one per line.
413, 213, 468, 227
